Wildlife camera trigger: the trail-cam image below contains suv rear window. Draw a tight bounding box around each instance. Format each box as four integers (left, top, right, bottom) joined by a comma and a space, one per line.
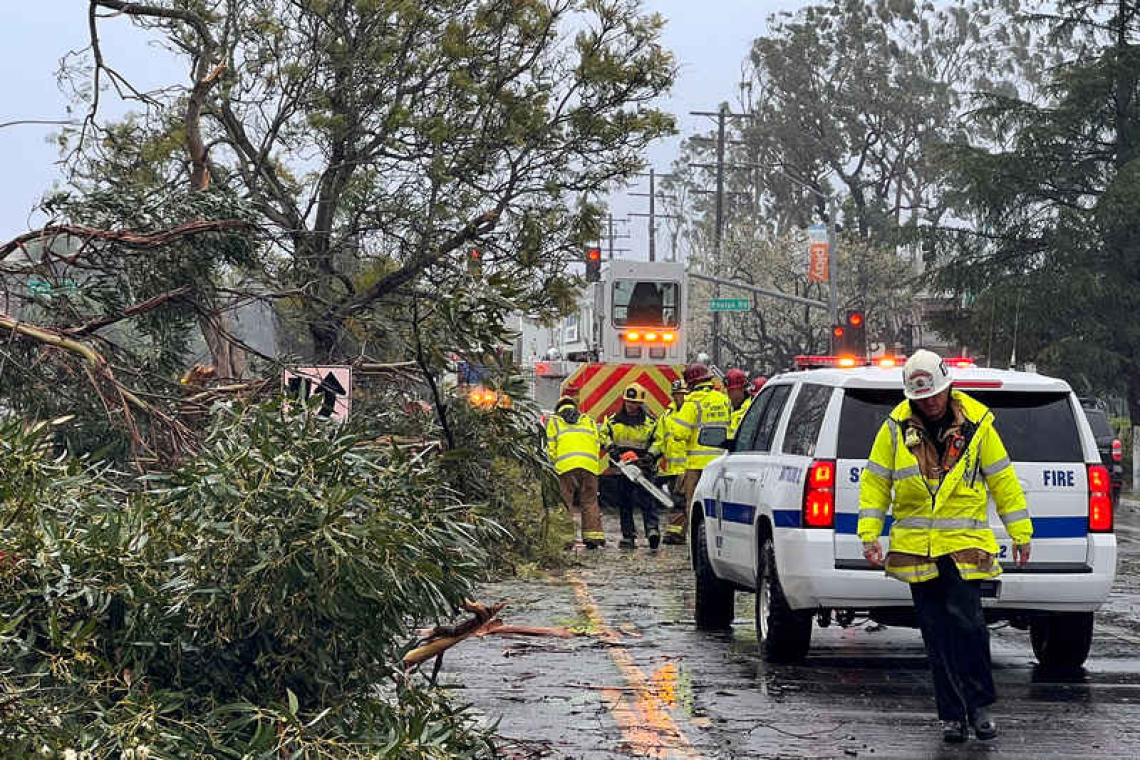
837, 388, 1083, 463
837, 388, 900, 460
782, 384, 832, 457
1083, 408, 1113, 440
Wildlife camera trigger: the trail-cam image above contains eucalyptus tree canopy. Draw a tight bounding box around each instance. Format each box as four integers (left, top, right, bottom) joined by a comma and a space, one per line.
63, 0, 675, 359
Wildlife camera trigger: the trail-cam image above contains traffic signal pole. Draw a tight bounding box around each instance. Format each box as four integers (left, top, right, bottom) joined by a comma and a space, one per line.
691, 105, 753, 368
827, 195, 839, 325
712, 107, 726, 368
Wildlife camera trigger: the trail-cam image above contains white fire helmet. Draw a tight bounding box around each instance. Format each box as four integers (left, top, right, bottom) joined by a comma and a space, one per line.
902, 349, 952, 400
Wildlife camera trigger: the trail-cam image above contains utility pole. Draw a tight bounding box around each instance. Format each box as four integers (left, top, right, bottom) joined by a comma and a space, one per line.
827, 195, 839, 325
629, 168, 677, 262
691, 105, 753, 368
602, 214, 631, 260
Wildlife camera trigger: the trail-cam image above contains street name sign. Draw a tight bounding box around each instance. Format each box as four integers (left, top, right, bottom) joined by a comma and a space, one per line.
709, 297, 751, 312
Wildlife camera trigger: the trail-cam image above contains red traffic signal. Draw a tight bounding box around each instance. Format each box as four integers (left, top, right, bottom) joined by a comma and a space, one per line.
467, 247, 482, 276
585, 247, 602, 281
844, 310, 866, 355
830, 324, 847, 354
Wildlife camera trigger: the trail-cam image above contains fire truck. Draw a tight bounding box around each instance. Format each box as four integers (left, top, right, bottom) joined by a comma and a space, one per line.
532, 259, 688, 421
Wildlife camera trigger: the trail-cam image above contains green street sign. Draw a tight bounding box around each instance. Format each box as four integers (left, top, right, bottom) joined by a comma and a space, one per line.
28, 278, 78, 298
708, 297, 751, 312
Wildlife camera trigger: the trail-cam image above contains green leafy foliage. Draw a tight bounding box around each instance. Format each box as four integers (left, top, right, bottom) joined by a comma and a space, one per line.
62, 0, 675, 358
0, 406, 504, 756
933, 1, 1140, 417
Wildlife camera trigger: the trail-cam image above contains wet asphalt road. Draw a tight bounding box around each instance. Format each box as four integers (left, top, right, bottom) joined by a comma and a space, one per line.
439, 498, 1140, 759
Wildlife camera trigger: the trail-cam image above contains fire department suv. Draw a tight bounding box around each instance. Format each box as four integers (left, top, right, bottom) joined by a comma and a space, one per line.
691, 362, 1117, 667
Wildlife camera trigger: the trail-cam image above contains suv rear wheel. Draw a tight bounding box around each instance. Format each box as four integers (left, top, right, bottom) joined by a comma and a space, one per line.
757, 536, 812, 662
1030, 611, 1094, 669
693, 519, 734, 630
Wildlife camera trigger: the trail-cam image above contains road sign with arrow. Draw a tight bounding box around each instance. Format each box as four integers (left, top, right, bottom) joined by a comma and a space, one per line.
283, 366, 353, 420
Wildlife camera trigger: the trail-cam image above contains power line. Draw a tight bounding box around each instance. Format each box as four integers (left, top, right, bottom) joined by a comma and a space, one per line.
628, 168, 677, 262
689, 106, 754, 367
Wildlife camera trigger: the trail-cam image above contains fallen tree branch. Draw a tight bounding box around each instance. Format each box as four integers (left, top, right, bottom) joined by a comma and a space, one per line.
65, 285, 192, 336
474, 620, 577, 639
403, 600, 508, 668
0, 313, 195, 465
1, 314, 106, 367
0, 219, 255, 259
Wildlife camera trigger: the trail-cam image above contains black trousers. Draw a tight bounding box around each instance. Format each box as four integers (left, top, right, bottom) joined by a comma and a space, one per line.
909, 555, 996, 722
611, 474, 659, 539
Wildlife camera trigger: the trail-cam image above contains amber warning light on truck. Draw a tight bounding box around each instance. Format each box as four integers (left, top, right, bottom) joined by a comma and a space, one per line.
623, 330, 676, 343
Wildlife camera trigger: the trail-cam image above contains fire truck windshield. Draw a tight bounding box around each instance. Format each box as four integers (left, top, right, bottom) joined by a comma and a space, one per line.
612, 280, 679, 327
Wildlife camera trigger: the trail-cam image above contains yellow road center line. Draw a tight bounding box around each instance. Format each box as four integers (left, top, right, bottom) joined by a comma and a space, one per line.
569, 572, 700, 759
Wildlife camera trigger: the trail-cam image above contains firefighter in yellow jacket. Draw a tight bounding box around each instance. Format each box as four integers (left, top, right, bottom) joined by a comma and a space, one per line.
724, 368, 751, 439
666, 362, 731, 544
858, 349, 1032, 743
653, 379, 689, 496
600, 383, 661, 549
546, 396, 605, 548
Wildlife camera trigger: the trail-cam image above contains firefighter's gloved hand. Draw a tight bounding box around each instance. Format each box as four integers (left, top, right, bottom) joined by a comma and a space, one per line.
620, 451, 640, 464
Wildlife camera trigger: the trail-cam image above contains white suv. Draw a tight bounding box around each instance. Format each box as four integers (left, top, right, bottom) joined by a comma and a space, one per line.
691, 364, 1117, 667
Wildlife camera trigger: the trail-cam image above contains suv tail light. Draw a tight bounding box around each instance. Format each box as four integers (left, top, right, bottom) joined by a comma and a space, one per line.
1112, 439, 1122, 462
1088, 464, 1113, 532
803, 459, 836, 528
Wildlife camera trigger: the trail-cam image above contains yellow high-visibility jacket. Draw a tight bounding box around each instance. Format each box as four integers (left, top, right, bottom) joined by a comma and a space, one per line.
729, 396, 752, 439
545, 412, 602, 475
652, 402, 689, 476
857, 391, 1032, 583
674, 382, 732, 470
600, 409, 657, 455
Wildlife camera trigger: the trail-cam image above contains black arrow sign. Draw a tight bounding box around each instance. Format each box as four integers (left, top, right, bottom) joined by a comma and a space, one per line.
316, 371, 347, 417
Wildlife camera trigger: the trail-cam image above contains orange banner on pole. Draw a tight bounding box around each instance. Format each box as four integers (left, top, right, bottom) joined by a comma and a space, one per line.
809, 242, 829, 282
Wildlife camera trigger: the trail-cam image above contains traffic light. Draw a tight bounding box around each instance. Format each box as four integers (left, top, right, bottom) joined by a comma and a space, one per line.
830, 323, 847, 354
845, 310, 866, 356
585, 247, 601, 282
467, 247, 482, 277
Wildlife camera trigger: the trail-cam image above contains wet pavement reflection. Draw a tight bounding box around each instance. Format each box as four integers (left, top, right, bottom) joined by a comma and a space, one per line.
440, 499, 1140, 758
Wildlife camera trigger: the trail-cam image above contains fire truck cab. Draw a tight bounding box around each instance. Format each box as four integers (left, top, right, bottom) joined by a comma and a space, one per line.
527, 259, 688, 420
592, 259, 687, 365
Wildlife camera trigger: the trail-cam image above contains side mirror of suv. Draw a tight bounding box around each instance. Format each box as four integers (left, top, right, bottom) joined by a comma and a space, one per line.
698, 426, 732, 451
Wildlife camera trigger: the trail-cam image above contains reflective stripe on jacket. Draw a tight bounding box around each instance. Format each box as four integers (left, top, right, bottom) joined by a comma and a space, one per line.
728, 396, 752, 439
545, 414, 602, 475
652, 403, 688, 476
857, 391, 1032, 583
600, 411, 657, 455
675, 383, 732, 470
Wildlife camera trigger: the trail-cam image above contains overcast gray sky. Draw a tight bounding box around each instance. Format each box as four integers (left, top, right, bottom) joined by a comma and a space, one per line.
0, 1, 804, 251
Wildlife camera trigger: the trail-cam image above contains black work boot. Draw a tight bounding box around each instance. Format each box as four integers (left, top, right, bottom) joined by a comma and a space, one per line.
662, 533, 684, 545
971, 707, 997, 740
648, 533, 661, 550
618, 537, 636, 550
584, 539, 606, 550
941, 720, 968, 743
